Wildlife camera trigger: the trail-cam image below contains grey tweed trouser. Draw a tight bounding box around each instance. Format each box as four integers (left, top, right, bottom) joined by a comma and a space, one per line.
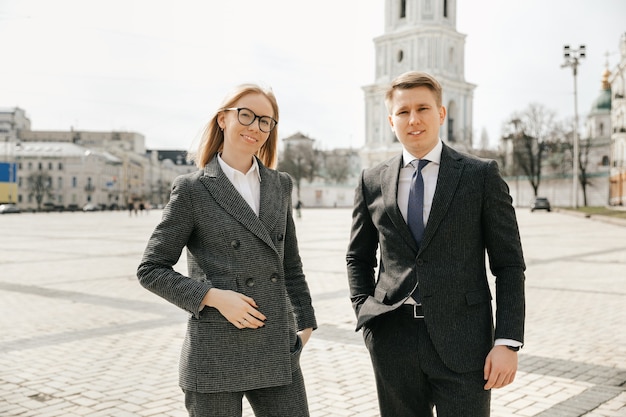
183, 368, 309, 417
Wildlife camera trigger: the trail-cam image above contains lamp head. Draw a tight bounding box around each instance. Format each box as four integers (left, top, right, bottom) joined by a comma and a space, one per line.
563, 45, 571, 58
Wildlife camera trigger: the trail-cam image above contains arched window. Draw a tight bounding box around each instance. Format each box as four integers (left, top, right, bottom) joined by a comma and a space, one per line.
448, 118, 455, 141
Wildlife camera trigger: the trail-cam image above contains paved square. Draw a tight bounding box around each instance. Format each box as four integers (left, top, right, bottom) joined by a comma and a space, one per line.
0, 208, 624, 416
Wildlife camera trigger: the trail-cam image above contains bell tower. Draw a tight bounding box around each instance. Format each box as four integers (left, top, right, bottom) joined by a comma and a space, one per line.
361, 0, 475, 168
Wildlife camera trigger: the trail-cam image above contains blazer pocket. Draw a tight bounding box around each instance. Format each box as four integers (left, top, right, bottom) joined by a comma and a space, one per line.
207, 275, 237, 292
290, 334, 303, 372
455, 189, 482, 199
374, 286, 387, 302
465, 288, 492, 306
199, 306, 230, 323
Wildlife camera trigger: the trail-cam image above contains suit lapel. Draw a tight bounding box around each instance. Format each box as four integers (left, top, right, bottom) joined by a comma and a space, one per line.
381, 155, 418, 250
199, 156, 278, 253
421, 143, 463, 249
258, 163, 281, 235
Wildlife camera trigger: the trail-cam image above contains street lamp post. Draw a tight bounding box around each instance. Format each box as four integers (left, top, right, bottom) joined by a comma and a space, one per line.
561, 44, 585, 208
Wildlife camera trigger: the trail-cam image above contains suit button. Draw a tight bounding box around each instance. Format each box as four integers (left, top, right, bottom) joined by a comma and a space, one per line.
270, 274, 279, 283
246, 278, 255, 287
231, 240, 240, 249
416, 259, 424, 266
277, 233, 284, 241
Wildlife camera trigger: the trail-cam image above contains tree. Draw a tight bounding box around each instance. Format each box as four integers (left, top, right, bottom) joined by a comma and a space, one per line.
557, 117, 593, 206
324, 151, 351, 184
505, 103, 561, 197
155, 178, 171, 207
278, 139, 320, 199
479, 127, 490, 150
27, 170, 53, 211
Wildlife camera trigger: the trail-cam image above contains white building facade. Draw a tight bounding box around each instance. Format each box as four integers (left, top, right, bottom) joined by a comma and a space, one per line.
609, 33, 626, 205
0, 107, 195, 211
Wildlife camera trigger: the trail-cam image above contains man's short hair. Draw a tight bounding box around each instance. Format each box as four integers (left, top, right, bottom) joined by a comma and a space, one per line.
384, 71, 443, 111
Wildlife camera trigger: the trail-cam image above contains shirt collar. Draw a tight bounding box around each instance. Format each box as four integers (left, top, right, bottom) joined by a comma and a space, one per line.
402, 139, 443, 167
217, 154, 262, 182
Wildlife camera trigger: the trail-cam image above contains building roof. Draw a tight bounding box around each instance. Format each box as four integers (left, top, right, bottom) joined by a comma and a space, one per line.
283, 132, 315, 142
0, 107, 22, 113
589, 68, 612, 114
148, 149, 194, 165
0, 141, 121, 163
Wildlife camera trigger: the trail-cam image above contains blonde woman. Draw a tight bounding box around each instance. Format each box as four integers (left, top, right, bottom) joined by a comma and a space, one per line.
138, 83, 316, 417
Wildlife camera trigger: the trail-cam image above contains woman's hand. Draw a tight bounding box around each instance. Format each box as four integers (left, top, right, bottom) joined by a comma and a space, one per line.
202, 288, 266, 329
298, 328, 313, 347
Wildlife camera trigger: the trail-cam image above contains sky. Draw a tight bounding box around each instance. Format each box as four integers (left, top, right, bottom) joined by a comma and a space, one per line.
1, 0, 625, 152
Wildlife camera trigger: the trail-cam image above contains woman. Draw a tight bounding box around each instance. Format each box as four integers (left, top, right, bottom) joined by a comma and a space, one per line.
137, 83, 317, 417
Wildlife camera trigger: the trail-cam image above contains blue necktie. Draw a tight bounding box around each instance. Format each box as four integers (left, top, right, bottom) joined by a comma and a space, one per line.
407, 159, 430, 246
407, 159, 429, 304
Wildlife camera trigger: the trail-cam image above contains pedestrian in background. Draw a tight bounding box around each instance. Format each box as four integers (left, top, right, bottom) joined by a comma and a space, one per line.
346, 71, 526, 417
138, 83, 317, 417
295, 200, 303, 218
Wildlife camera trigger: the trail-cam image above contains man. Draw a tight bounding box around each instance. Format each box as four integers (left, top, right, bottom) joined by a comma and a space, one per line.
346, 71, 525, 417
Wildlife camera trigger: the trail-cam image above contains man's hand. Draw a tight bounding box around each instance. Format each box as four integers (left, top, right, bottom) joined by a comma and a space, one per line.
483, 345, 518, 390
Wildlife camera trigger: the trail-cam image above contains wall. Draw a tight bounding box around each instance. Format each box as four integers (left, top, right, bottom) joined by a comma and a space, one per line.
505, 173, 610, 208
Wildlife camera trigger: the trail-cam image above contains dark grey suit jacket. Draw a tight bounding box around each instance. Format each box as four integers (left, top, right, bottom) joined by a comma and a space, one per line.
346, 143, 525, 373
138, 156, 317, 393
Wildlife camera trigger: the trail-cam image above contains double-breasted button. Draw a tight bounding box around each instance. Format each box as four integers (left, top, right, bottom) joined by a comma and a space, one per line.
231, 240, 240, 249
416, 259, 424, 266
246, 278, 255, 287
277, 233, 284, 242
270, 273, 279, 283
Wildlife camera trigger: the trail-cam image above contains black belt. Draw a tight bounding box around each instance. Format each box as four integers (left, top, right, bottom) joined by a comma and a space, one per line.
399, 304, 424, 319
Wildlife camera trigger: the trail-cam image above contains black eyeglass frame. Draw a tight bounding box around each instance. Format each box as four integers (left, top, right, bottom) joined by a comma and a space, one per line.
223, 107, 278, 133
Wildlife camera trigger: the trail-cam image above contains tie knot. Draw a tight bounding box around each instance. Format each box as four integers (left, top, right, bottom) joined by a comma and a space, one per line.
411, 159, 430, 172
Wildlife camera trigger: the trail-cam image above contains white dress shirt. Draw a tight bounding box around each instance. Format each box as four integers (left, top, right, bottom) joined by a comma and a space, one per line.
217, 154, 261, 216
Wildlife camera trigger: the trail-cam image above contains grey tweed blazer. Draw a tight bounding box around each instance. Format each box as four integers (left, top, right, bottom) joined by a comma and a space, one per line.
138, 156, 317, 393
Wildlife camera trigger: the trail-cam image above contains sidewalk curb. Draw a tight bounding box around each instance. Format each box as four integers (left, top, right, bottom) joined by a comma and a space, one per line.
555, 208, 626, 227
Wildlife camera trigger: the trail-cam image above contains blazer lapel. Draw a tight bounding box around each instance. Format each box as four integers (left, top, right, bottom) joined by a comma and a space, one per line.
421, 143, 463, 249
258, 163, 281, 235
381, 154, 418, 250
199, 156, 278, 253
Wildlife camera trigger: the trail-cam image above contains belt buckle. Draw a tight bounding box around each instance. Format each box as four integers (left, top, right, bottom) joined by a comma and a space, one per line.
413, 304, 424, 319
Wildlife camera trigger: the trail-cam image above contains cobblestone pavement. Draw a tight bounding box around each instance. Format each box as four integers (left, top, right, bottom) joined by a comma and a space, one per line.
0, 207, 624, 416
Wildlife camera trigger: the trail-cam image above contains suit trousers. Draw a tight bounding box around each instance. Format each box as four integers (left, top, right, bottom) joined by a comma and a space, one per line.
183, 368, 309, 417
362, 307, 490, 417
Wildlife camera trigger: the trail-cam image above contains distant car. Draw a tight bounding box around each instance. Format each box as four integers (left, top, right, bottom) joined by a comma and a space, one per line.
531, 197, 551, 212
82, 203, 99, 212
0, 204, 21, 214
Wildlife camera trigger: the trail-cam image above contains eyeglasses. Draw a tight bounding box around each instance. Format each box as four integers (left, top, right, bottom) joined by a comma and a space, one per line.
224, 107, 277, 133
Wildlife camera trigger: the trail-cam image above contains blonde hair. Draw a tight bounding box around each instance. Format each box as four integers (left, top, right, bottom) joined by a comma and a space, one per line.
191, 84, 279, 169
